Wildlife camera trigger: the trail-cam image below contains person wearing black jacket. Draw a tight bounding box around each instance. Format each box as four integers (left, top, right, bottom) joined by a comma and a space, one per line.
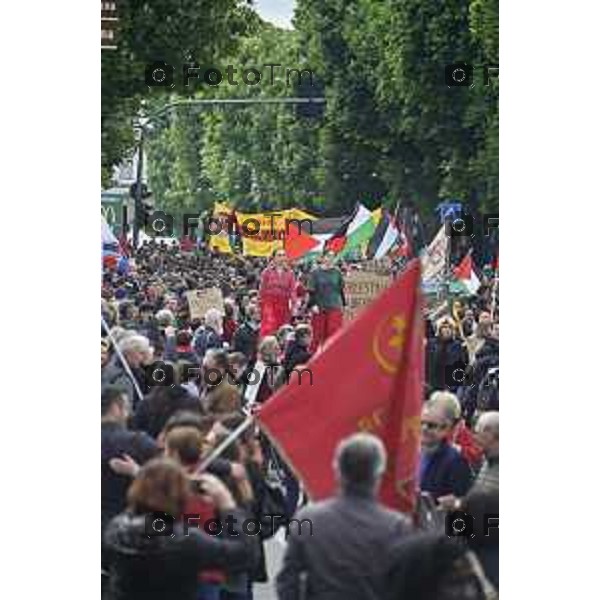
131, 385, 202, 439
108, 411, 247, 512
464, 327, 500, 419
462, 489, 499, 591
101, 387, 160, 597
102, 387, 159, 535
425, 318, 468, 394
282, 324, 313, 377
103, 458, 259, 600
385, 532, 498, 599
232, 302, 260, 362
218, 414, 288, 588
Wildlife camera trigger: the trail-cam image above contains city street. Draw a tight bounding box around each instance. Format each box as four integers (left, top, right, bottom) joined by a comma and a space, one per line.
100, 1, 500, 599
254, 531, 286, 600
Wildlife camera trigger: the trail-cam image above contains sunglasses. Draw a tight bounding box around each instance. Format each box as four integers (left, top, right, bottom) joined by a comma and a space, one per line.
421, 421, 447, 431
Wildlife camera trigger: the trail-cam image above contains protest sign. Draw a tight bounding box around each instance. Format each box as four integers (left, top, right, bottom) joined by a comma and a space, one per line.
186, 288, 224, 321
343, 269, 392, 320
421, 226, 448, 283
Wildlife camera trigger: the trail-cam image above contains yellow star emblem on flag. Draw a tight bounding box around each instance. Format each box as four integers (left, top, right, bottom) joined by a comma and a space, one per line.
401, 414, 421, 443
372, 314, 407, 375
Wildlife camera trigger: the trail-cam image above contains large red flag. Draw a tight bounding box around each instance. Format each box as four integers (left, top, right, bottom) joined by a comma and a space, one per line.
256, 259, 424, 512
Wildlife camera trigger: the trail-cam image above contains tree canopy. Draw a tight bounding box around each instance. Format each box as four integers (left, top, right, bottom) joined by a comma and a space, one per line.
103, 1, 499, 222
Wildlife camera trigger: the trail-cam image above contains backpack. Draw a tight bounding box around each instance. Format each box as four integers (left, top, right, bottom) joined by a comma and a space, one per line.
192, 326, 222, 360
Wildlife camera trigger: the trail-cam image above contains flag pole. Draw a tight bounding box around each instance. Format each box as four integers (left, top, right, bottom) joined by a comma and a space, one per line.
443, 217, 452, 311
101, 315, 145, 405
196, 415, 255, 472
491, 268, 499, 321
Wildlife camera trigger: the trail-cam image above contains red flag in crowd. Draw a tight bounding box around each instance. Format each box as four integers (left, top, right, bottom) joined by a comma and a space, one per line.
390, 215, 412, 259
283, 222, 320, 260
180, 236, 196, 252
397, 221, 412, 258
118, 233, 130, 257
256, 259, 424, 512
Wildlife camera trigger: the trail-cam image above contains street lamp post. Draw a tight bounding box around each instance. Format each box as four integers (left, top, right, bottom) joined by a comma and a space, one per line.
130, 96, 326, 250
133, 125, 145, 249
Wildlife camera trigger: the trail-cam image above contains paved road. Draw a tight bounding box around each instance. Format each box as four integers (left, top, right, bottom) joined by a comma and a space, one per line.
253, 529, 286, 600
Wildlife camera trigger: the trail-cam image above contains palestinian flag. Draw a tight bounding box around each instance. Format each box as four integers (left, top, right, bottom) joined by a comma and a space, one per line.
391, 220, 412, 259
366, 209, 400, 259
284, 223, 320, 260
453, 253, 481, 295
284, 216, 345, 260
324, 212, 352, 254
325, 204, 379, 258
390, 206, 412, 259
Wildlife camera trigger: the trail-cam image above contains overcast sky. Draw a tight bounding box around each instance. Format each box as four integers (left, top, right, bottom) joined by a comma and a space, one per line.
254, 0, 296, 29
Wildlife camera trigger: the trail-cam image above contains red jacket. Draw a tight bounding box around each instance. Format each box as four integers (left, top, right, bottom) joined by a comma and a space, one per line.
222, 317, 238, 345
259, 266, 296, 303
182, 493, 225, 584
452, 420, 484, 468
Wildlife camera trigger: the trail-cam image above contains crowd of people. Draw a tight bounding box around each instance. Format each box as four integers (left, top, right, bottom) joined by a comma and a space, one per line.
101, 238, 499, 600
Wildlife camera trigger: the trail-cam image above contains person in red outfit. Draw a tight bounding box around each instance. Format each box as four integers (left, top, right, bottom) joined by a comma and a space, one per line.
222, 299, 239, 346
258, 249, 296, 338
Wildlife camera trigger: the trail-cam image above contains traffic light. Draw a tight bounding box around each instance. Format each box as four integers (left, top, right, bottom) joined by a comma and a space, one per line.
129, 183, 152, 199
139, 200, 155, 228
129, 184, 153, 230
295, 75, 326, 120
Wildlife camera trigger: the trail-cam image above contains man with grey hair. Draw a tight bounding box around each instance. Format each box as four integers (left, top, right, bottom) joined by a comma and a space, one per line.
276, 433, 413, 600
419, 397, 473, 502
155, 308, 175, 328
192, 307, 224, 359
471, 411, 499, 495
437, 411, 498, 510
101, 334, 154, 408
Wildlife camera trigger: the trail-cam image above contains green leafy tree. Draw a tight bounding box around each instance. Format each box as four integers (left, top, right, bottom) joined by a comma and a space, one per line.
294, 0, 498, 218
101, 0, 259, 187
140, 1, 498, 220
147, 23, 326, 214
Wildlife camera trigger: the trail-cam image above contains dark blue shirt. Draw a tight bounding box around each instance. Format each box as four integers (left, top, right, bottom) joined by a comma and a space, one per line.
419, 441, 473, 500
